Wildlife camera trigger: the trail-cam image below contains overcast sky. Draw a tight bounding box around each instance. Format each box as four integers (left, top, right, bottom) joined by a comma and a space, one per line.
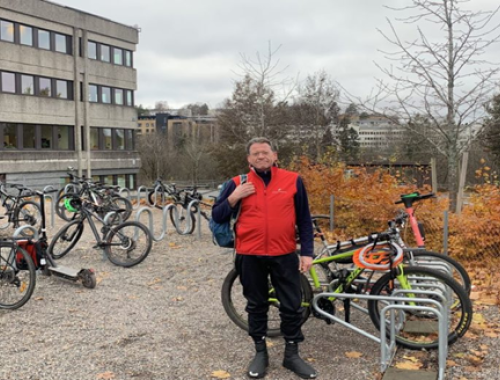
53, 0, 500, 110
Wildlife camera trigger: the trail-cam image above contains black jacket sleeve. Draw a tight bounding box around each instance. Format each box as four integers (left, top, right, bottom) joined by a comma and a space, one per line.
295, 176, 314, 257
211, 180, 237, 223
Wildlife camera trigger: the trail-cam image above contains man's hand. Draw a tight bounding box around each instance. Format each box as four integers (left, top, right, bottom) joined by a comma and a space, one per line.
228, 182, 255, 207
299, 256, 313, 273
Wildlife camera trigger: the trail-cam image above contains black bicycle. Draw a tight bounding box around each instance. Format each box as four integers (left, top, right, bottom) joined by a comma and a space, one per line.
0, 183, 41, 236
49, 196, 152, 268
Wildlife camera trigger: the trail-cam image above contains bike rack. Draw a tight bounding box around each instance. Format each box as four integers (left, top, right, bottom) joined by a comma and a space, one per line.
312, 291, 448, 380
12, 225, 39, 240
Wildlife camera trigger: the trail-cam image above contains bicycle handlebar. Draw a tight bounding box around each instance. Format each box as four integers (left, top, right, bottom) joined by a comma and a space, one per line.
395, 192, 435, 206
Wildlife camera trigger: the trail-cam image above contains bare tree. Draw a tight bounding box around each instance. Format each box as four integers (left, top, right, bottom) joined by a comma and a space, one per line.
344, 0, 500, 211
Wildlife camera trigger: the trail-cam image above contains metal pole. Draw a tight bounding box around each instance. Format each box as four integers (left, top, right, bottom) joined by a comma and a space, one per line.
329, 195, 334, 231
443, 210, 449, 255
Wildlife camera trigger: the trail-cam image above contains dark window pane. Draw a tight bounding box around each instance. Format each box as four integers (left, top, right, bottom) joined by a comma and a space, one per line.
41, 125, 52, 149
21, 75, 34, 95
88, 41, 97, 59
100, 44, 110, 62
114, 88, 123, 105
56, 80, 68, 99
20, 25, 33, 46
89, 84, 98, 102
4, 123, 17, 149
55, 34, 67, 53
23, 124, 36, 148
0, 20, 14, 42
56, 126, 72, 149
113, 48, 123, 65
1, 72, 16, 93
103, 128, 112, 149
101, 87, 111, 104
126, 90, 133, 106
116, 129, 125, 150
39, 77, 51, 96
38, 30, 50, 50
90, 127, 99, 150
125, 51, 132, 67
125, 129, 134, 150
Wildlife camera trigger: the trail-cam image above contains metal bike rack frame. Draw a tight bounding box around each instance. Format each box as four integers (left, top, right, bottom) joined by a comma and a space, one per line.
312, 291, 448, 379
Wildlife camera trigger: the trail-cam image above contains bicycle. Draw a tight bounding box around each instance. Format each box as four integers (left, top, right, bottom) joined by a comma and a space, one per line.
0, 239, 37, 309
48, 196, 152, 267
169, 187, 212, 235
147, 178, 178, 208
0, 183, 42, 236
221, 230, 472, 350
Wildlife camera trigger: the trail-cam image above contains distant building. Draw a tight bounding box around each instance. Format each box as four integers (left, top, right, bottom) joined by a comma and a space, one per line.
0, 0, 140, 189
137, 115, 156, 134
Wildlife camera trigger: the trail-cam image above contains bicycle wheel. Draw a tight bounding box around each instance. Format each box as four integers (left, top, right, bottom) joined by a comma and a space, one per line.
0, 241, 36, 309
406, 250, 471, 295
48, 220, 84, 259
169, 203, 196, 235
15, 201, 42, 236
55, 193, 81, 221
104, 221, 152, 267
148, 189, 168, 208
110, 196, 133, 221
0, 199, 14, 229
368, 266, 472, 350
221, 268, 312, 337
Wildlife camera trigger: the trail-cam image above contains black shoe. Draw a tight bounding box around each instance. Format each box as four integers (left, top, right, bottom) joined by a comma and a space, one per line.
282, 342, 317, 379
248, 341, 269, 379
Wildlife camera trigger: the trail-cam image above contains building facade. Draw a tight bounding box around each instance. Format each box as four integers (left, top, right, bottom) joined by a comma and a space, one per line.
0, 0, 140, 189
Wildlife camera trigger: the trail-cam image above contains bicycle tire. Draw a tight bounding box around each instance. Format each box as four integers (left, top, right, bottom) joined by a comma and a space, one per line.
48, 220, 84, 259
15, 200, 42, 236
110, 196, 133, 221
148, 189, 168, 208
221, 268, 312, 337
55, 193, 82, 221
0, 241, 36, 309
104, 221, 152, 267
169, 204, 196, 235
367, 266, 472, 350
407, 250, 471, 295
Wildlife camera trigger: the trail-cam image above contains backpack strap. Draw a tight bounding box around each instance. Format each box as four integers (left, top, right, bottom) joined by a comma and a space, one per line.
232, 174, 248, 253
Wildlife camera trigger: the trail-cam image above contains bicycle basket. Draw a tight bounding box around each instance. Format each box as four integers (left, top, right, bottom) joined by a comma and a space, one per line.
352, 242, 403, 271
64, 197, 82, 213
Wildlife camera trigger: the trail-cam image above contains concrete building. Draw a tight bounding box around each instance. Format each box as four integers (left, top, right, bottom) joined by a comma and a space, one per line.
0, 0, 140, 189
137, 115, 156, 134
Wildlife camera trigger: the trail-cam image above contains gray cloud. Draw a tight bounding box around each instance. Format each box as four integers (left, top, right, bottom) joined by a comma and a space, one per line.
53, 0, 500, 109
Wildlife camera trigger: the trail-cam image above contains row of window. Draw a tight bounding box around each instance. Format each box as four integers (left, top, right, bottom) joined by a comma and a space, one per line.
88, 84, 134, 106
0, 123, 136, 151
0, 19, 71, 54
0, 123, 74, 150
0, 18, 134, 67
85, 40, 133, 67
0, 70, 73, 99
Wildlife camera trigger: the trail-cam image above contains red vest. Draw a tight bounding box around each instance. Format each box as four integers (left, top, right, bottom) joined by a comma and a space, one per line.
235, 166, 298, 256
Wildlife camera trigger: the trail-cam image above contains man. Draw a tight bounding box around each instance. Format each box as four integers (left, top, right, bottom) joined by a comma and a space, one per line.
212, 137, 317, 379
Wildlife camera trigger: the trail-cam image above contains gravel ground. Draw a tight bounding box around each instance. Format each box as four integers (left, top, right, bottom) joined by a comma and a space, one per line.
1, 209, 499, 380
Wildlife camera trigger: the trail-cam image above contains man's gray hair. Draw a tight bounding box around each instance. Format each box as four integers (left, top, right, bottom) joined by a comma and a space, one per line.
246, 137, 274, 154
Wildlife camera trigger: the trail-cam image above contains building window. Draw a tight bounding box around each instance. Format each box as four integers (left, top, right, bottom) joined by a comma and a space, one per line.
88, 41, 97, 59
55, 126, 73, 150
0, 20, 14, 42
56, 80, 68, 99
125, 50, 132, 67
1, 72, 16, 93
55, 33, 67, 53
125, 129, 134, 150
90, 127, 99, 150
22, 124, 36, 149
116, 129, 125, 150
113, 48, 123, 65
100, 44, 110, 62
101, 87, 111, 103
39, 77, 51, 96
19, 25, 33, 46
103, 128, 112, 150
126, 90, 133, 106
21, 75, 34, 95
41, 125, 52, 148
37, 29, 51, 50
114, 88, 123, 105
3, 123, 18, 149
89, 84, 98, 102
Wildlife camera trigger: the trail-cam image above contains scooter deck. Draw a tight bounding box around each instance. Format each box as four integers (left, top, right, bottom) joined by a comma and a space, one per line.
48, 265, 80, 279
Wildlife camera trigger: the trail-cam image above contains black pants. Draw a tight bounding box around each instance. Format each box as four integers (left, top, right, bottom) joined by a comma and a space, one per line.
235, 253, 304, 343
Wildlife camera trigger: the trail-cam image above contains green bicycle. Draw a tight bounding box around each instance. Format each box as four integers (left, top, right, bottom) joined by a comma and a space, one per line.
221, 233, 472, 350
